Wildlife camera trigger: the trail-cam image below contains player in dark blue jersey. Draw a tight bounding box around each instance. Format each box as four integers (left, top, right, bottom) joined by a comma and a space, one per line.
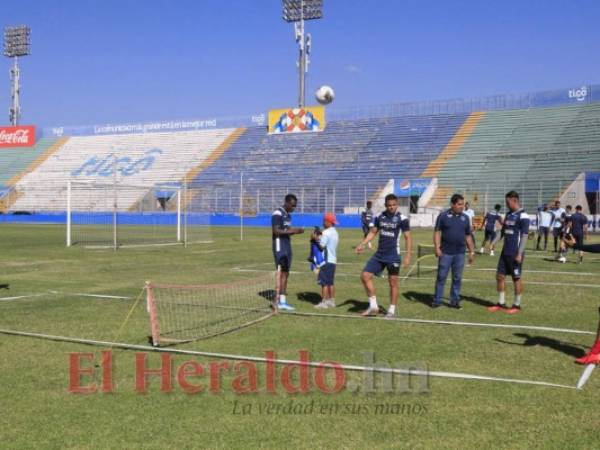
479, 204, 503, 255
354, 194, 412, 318
488, 191, 530, 314
360, 201, 374, 249
271, 194, 304, 311
559, 205, 588, 263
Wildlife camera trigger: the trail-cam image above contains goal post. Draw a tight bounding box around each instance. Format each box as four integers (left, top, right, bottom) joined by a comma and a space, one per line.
65, 180, 211, 249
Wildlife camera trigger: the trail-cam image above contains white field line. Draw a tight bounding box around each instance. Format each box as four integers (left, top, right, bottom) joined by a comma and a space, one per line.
0, 328, 577, 390
230, 266, 600, 287
420, 265, 595, 276
47, 291, 132, 300
284, 311, 595, 336
0, 293, 49, 302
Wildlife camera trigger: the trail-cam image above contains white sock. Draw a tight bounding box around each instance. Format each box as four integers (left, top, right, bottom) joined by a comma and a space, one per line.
480, 247, 484, 253
368, 296, 378, 309
498, 292, 505, 305
388, 304, 396, 315
279, 295, 287, 303
328, 298, 335, 303
514, 295, 522, 307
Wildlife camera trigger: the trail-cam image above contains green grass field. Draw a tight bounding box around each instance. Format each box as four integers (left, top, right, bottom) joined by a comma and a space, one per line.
1, 223, 599, 449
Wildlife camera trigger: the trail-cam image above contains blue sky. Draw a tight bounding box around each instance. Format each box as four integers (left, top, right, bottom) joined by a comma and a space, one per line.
3, 0, 600, 128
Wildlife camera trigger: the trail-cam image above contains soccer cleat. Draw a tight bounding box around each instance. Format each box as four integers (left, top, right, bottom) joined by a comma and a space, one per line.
431, 302, 442, 309
558, 256, 567, 263
384, 311, 396, 320
277, 302, 295, 311
449, 303, 462, 310
487, 303, 507, 312
479, 248, 485, 254
505, 305, 521, 314
490, 250, 495, 256
361, 307, 379, 317
575, 353, 600, 365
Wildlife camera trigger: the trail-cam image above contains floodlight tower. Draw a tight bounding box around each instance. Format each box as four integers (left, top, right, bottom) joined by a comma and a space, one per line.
282, 0, 322, 108
3, 26, 31, 126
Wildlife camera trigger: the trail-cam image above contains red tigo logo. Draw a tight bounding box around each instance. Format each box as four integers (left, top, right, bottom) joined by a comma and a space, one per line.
0, 125, 36, 147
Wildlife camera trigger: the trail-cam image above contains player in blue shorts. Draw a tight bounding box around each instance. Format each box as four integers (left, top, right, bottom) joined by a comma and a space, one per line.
272, 194, 304, 311
354, 194, 412, 319
479, 204, 503, 255
488, 191, 530, 314
314, 212, 339, 309
559, 205, 588, 263
360, 201, 374, 249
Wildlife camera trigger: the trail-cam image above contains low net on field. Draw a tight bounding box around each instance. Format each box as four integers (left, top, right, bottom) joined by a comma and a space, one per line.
146, 273, 275, 346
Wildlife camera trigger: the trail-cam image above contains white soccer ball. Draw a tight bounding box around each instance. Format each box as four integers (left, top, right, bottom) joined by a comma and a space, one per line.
315, 85, 335, 105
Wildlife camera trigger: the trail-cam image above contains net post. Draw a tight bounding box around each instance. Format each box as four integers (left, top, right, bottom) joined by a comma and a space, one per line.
177, 186, 182, 242
417, 244, 421, 278
183, 180, 188, 248
146, 281, 161, 347
240, 171, 244, 241
112, 159, 118, 251
66, 180, 72, 247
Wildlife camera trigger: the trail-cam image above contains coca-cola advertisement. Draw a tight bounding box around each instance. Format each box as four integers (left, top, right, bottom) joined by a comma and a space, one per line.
0, 125, 36, 148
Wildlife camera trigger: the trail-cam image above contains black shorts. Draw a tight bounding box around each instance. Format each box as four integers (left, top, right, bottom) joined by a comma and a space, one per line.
497, 253, 524, 280
484, 229, 496, 241
361, 225, 370, 235
552, 227, 563, 238
363, 256, 400, 277
273, 252, 292, 272
538, 226, 549, 236
573, 234, 584, 247
318, 263, 336, 286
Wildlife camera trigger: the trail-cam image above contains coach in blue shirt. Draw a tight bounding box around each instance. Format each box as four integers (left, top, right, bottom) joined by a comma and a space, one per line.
432, 194, 475, 308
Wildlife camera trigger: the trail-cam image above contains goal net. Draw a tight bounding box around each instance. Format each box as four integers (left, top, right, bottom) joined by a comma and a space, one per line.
66, 180, 211, 248
146, 274, 275, 346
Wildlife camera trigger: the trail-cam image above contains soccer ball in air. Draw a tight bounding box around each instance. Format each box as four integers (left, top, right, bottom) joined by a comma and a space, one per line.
315, 85, 335, 105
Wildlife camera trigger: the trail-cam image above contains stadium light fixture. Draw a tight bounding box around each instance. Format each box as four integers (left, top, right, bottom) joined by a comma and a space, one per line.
282, 0, 323, 108
282, 0, 323, 22
3, 25, 31, 126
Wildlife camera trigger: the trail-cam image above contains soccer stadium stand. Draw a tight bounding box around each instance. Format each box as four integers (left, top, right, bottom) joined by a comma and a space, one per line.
0, 137, 66, 212
1, 97, 600, 219
187, 114, 469, 213
8, 128, 240, 212
429, 103, 600, 212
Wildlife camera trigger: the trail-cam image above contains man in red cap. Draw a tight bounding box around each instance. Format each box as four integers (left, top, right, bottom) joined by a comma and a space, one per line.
314, 212, 339, 309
